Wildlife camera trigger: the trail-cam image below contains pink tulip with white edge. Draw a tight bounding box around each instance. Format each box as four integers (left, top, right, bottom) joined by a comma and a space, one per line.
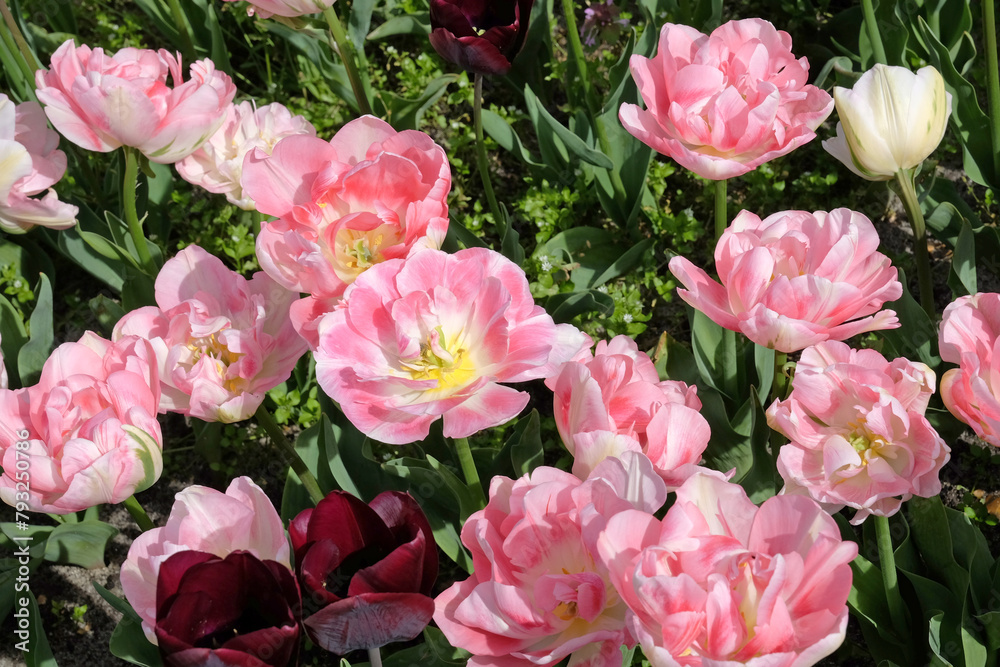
114, 244, 308, 423
314, 247, 591, 444
35, 40, 235, 164
0, 93, 77, 233
669, 208, 902, 353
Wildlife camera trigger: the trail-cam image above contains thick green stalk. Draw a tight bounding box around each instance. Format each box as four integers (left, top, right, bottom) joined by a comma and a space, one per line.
368, 648, 383, 667
984, 0, 1000, 180
165, 0, 196, 63
860, 0, 888, 65
255, 405, 325, 506
895, 170, 935, 318
559, 0, 627, 207
0, 0, 39, 84
122, 148, 158, 276
323, 6, 372, 115
714, 178, 728, 240
875, 515, 907, 636
454, 436, 486, 509
473, 74, 505, 237
123, 495, 155, 532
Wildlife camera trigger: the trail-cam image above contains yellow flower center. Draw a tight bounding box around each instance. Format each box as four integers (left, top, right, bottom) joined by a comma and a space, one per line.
400, 328, 476, 392
187, 333, 244, 393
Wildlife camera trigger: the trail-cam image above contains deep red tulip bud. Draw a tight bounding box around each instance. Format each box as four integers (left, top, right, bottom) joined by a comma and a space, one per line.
154, 551, 301, 667
289, 491, 438, 654
428, 0, 534, 75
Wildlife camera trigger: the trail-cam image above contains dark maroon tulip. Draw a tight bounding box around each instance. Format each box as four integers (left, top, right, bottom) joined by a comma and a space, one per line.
428, 0, 534, 75
155, 551, 301, 667
289, 491, 438, 655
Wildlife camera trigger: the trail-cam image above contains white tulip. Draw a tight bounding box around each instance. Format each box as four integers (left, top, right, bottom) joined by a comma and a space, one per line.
823, 64, 952, 180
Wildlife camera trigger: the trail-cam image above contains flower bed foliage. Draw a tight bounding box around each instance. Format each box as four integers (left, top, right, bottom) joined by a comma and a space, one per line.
1, 0, 1000, 665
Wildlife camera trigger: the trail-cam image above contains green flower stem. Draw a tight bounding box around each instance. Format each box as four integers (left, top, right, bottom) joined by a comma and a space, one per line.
559, 0, 627, 207
875, 514, 907, 636
123, 495, 154, 533
368, 647, 383, 667
772, 350, 789, 404
255, 404, 325, 506
122, 147, 158, 277
984, 0, 1000, 180
860, 0, 888, 65
323, 6, 372, 116
0, 0, 40, 84
473, 73, 506, 238
454, 436, 486, 509
165, 0, 196, 63
895, 170, 935, 318
714, 178, 728, 240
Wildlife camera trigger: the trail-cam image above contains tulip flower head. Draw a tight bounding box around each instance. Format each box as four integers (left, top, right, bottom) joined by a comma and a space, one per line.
241, 115, 452, 345
620, 18, 834, 180
121, 477, 292, 643
35, 40, 236, 164
823, 64, 952, 181
175, 101, 316, 210
114, 244, 308, 423
939, 293, 1000, 446
0, 93, 78, 233
0, 332, 162, 514
546, 335, 710, 486
314, 247, 591, 444
767, 341, 950, 524
155, 551, 301, 667
597, 472, 857, 666
669, 208, 902, 353
436, 453, 668, 667
429, 0, 535, 75
290, 491, 438, 654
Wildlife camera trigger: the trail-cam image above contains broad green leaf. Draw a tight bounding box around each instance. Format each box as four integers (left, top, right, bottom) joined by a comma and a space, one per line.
0, 293, 27, 388
367, 14, 429, 39
17, 273, 53, 386
879, 269, 940, 370
94, 583, 162, 667
281, 415, 338, 521
545, 290, 615, 323
43, 521, 118, 569
524, 85, 614, 170
22, 591, 56, 667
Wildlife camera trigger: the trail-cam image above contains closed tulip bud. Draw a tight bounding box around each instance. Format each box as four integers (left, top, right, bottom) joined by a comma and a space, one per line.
823, 64, 952, 181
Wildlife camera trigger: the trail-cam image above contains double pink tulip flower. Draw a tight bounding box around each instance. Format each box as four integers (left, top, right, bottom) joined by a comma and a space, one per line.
939, 293, 1000, 446
598, 472, 857, 666
314, 247, 591, 444
0, 333, 162, 513
241, 115, 452, 345
547, 335, 710, 486
114, 244, 308, 423
669, 208, 902, 353
0, 93, 77, 233
768, 341, 949, 523
35, 40, 235, 164
620, 18, 833, 180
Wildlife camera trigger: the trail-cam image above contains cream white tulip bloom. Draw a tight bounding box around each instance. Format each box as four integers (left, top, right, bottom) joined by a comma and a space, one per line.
823, 64, 951, 180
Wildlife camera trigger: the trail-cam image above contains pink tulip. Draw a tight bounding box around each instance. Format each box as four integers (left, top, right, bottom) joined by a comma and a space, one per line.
113, 244, 308, 423
314, 247, 591, 444
120, 476, 291, 644
241, 115, 451, 346
546, 335, 710, 486
435, 453, 667, 667
175, 101, 315, 210
669, 208, 902, 353
620, 18, 833, 180
767, 341, 949, 524
0, 332, 162, 514
223, 0, 336, 18
597, 472, 857, 666
0, 93, 78, 233
938, 293, 1000, 446
35, 40, 235, 164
